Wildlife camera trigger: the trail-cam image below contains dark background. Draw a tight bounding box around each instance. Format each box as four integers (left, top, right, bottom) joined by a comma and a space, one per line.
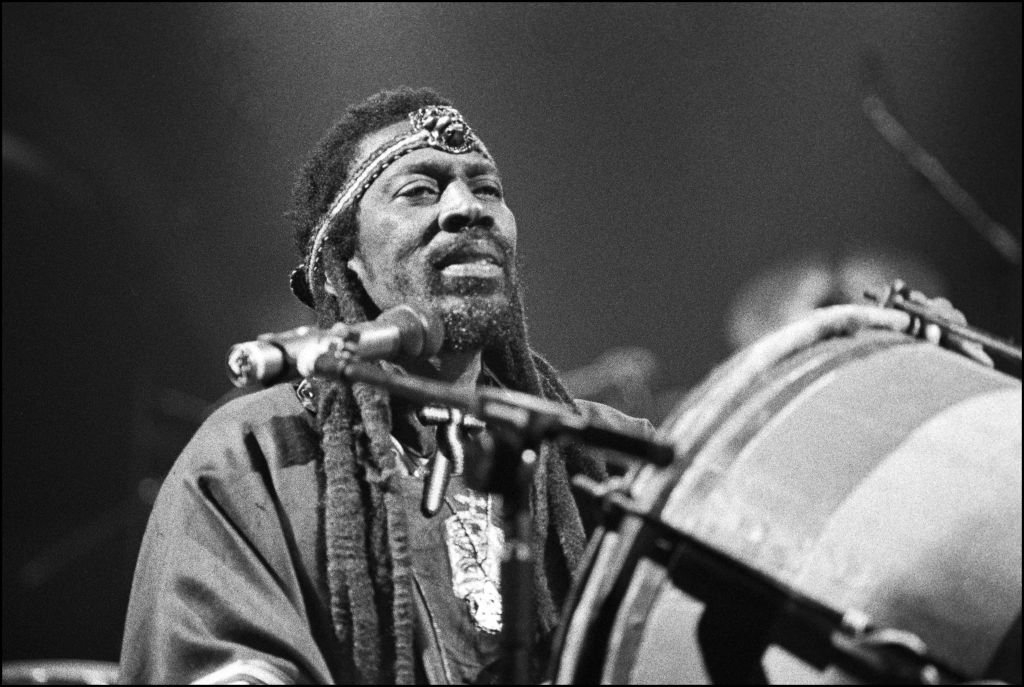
3, 3, 1020, 665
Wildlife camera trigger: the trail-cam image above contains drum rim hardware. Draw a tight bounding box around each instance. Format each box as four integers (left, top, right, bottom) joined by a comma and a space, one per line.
866, 279, 1022, 369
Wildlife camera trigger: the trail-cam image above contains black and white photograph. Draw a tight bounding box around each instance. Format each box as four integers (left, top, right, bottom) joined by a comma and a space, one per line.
3, 3, 1020, 684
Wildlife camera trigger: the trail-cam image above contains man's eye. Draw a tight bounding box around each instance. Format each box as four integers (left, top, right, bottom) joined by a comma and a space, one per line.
474, 184, 503, 198
400, 184, 438, 198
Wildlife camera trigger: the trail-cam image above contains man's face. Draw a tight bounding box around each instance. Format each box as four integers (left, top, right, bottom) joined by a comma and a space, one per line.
346, 121, 519, 351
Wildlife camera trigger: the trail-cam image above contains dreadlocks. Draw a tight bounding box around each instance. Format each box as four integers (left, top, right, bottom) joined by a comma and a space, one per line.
289, 86, 607, 684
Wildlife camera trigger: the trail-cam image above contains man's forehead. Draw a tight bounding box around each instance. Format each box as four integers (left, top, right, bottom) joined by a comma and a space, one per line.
356, 121, 498, 179
354, 121, 413, 160
388, 148, 499, 178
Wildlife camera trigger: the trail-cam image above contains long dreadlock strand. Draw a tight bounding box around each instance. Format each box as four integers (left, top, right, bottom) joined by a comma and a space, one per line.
315, 218, 417, 683
533, 353, 609, 487
486, 286, 612, 621
318, 381, 381, 682
354, 380, 416, 684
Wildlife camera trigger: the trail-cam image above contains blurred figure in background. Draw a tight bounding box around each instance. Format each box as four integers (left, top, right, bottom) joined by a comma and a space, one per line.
726, 251, 947, 351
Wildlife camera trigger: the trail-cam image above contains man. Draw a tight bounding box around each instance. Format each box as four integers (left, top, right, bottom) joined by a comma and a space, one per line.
119, 87, 652, 684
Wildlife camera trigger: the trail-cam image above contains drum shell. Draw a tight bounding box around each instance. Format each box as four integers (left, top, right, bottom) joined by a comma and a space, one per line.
1, 660, 118, 685
554, 330, 1022, 684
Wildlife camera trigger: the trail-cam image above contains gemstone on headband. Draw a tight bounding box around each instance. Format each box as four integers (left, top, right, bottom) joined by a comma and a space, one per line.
410, 105, 478, 154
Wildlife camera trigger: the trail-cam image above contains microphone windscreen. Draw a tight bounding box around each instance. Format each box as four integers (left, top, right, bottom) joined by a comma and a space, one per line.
379, 305, 444, 357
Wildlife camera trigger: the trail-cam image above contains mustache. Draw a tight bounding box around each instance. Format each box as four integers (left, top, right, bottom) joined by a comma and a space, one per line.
426, 231, 515, 269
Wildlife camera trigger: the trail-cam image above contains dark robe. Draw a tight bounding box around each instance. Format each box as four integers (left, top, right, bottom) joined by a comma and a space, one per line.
118, 383, 653, 684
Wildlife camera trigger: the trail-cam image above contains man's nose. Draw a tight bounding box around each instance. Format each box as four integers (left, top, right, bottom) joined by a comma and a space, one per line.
438, 182, 492, 233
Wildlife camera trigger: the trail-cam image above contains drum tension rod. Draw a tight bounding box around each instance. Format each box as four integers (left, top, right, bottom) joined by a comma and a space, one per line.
866, 280, 1023, 364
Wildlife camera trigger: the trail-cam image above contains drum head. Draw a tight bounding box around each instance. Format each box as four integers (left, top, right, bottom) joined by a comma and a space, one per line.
1, 660, 119, 685
553, 310, 1021, 684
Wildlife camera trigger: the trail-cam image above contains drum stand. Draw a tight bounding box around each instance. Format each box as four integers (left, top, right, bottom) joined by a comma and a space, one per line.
309, 351, 674, 684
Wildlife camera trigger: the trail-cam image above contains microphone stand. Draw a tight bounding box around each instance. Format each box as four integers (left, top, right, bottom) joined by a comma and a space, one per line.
308, 349, 674, 684
311, 355, 675, 469
467, 423, 540, 685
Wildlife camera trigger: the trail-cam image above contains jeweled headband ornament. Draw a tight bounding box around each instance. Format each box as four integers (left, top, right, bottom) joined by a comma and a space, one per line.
290, 105, 492, 308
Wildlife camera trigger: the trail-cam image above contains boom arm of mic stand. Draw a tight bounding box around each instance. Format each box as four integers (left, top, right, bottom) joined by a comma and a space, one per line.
310, 356, 675, 468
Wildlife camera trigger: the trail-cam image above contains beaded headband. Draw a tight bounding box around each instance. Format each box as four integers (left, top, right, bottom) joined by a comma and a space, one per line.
290, 105, 492, 308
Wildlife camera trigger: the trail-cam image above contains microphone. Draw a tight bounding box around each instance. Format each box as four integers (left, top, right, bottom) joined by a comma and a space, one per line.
226, 304, 444, 388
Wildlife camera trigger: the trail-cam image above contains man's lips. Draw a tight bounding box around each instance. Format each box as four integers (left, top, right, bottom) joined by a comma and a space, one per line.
430, 241, 508, 277
439, 261, 504, 278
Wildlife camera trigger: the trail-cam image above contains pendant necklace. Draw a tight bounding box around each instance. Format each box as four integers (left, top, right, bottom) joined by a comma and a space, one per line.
444, 490, 504, 634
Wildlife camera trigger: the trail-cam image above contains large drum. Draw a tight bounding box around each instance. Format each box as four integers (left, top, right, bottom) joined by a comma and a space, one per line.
552, 305, 1021, 684
1, 660, 118, 684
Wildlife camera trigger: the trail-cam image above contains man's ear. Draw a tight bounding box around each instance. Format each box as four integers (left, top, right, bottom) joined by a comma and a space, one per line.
346, 255, 367, 284
324, 256, 366, 297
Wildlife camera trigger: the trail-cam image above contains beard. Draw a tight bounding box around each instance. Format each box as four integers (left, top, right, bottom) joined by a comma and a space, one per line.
434, 289, 517, 353
350, 227, 523, 353
420, 264, 519, 352
381, 253, 519, 353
